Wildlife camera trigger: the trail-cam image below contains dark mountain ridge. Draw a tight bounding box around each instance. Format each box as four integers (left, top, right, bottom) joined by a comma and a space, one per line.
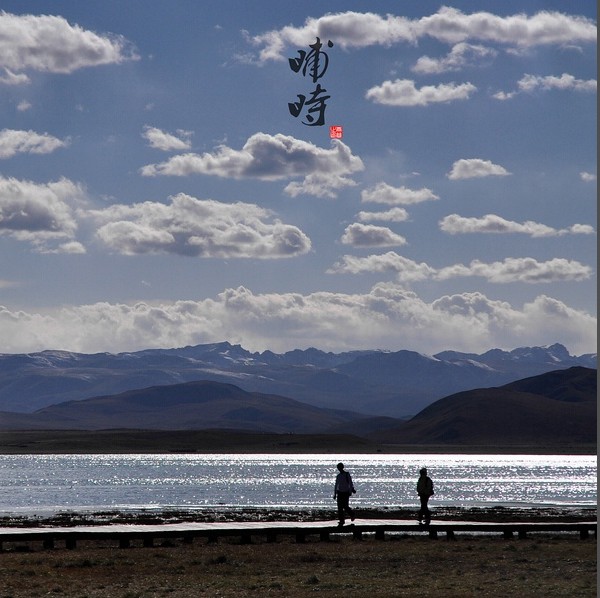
0, 380, 378, 433
0, 341, 595, 417
371, 366, 597, 446
0, 368, 594, 451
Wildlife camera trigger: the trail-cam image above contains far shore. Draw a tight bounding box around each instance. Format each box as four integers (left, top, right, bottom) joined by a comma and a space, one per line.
0, 429, 596, 455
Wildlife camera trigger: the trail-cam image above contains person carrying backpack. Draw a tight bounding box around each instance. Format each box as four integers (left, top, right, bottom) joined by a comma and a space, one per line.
333, 462, 356, 526
416, 467, 434, 525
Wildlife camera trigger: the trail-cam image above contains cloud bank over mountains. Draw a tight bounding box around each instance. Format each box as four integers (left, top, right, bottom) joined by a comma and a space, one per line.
0, 284, 595, 356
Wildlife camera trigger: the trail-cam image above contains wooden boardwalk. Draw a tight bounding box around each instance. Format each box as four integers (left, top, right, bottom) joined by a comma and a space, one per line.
0, 519, 595, 550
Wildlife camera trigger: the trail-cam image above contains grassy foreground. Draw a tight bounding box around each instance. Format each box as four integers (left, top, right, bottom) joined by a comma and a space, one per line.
1, 533, 596, 597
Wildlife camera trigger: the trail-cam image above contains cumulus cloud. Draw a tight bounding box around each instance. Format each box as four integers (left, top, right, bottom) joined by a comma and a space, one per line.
414, 7, 596, 47
357, 207, 409, 223
0, 175, 85, 252
88, 193, 311, 259
329, 251, 592, 284
361, 182, 439, 205
436, 257, 592, 283
0, 11, 138, 81
439, 214, 595, 237
580, 171, 596, 182
340, 223, 407, 248
0, 284, 595, 355
366, 79, 476, 106
447, 158, 511, 179
329, 252, 434, 282
283, 172, 358, 199
247, 8, 596, 63
494, 72, 597, 100
140, 133, 364, 198
142, 126, 192, 151
0, 128, 69, 158
412, 42, 497, 74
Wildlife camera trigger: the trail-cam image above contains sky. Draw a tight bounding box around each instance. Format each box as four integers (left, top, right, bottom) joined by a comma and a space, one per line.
0, 1, 596, 356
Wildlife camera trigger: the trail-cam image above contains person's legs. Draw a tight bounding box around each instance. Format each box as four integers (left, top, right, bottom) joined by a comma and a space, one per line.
418, 495, 429, 523
420, 496, 431, 524
345, 500, 355, 521
337, 492, 350, 525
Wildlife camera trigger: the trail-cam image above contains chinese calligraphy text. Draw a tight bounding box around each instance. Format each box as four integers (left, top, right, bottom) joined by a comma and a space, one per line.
288, 37, 333, 127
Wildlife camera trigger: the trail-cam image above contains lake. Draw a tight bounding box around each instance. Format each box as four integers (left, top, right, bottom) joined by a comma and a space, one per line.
0, 453, 595, 516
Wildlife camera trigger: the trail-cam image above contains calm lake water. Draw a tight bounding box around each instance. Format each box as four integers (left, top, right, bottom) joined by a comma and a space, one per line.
0, 454, 595, 516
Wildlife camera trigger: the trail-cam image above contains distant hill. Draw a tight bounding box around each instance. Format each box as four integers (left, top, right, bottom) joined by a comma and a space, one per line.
0, 341, 595, 417
370, 367, 597, 446
0, 380, 385, 433
0, 368, 595, 450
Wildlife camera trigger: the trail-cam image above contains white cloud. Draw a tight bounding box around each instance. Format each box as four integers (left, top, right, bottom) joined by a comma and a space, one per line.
447, 158, 511, 179
248, 8, 596, 63
340, 223, 407, 248
366, 79, 477, 106
89, 193, 311, 259
0, 175, 85, 251
0, 129, 69, 158
16, 100, 32, 111
0, 285, 595, 355
328, 252, 434, 282
415, 7, 596, 46
329, 251, 592, 284
494, 72, 597, 100
142, 126, 192, 152
43, 241, 87, 255
140, 133, 364, 198
412, 42, 497, 74
0, 68, 29, 86
439, 214, 595, 237
518, 72, 596, 92
357, 207, 409, 223
580, 171, 596, 182
436, 257, 592, 283
361, 182, 439, 205
283, 172, 358, 199
0, 11, 138, 81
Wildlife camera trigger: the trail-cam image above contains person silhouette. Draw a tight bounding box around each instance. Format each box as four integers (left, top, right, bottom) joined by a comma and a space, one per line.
333, 462, 356, 526
416, 467, 434, 525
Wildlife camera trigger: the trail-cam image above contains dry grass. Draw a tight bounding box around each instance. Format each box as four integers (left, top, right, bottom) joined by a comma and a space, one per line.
0, 533, 595, 597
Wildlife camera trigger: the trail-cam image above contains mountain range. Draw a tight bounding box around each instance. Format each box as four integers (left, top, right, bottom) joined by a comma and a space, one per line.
0, 367, 595, 449
0, 342, 595, 418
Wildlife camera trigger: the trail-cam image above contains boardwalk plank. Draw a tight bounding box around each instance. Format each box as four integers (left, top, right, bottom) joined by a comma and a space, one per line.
0, 519, 595, 551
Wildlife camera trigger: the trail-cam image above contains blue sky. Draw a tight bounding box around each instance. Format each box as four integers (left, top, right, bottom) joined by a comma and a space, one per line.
0, 1, 596, 355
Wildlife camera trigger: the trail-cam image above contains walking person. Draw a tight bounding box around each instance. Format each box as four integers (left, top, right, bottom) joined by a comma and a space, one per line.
333, 462, 356, 526
416, 467, 434, 525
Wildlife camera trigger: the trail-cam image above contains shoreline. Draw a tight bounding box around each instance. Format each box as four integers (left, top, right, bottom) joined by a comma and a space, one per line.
0, 429, 596, 454
1, 505, 596, 528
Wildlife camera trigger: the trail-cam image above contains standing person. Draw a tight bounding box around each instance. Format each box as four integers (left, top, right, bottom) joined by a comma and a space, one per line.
416, 467, 434, 525
333, 462, 356, 526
